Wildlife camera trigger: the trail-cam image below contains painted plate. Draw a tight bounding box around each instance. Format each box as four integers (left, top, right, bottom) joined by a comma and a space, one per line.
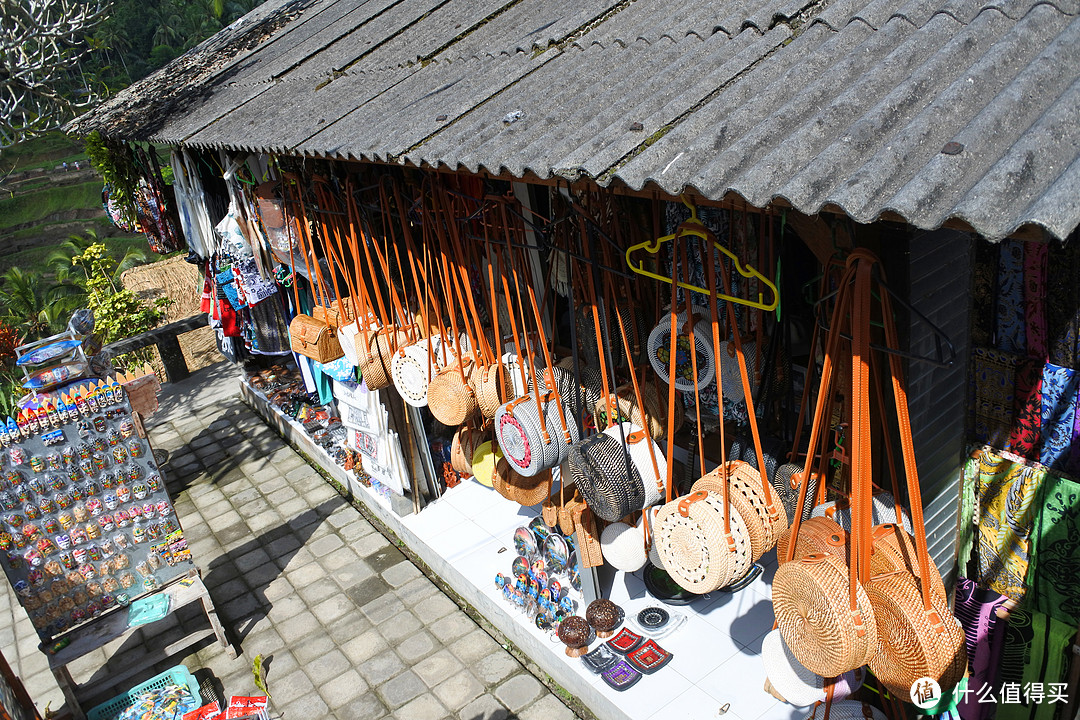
513, 526, 537, 558
544, 533, 569, 574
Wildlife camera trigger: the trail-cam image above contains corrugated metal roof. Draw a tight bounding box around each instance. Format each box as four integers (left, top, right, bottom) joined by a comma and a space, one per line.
67, 0, 1080, 241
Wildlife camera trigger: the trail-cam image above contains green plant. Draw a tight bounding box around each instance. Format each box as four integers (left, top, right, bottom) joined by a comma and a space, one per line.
68, 241, 168, 344
84, 131, 139, 227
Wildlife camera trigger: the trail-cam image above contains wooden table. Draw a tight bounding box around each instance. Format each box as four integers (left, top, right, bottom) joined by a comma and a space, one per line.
45, 570, 234, 720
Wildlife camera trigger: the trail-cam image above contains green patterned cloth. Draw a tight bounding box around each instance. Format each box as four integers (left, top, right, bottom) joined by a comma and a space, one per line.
1029, 472, 1080, 625
995, 608, 1072, 720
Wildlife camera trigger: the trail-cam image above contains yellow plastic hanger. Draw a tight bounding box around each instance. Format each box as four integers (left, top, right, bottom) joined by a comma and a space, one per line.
625, 196, 779, 312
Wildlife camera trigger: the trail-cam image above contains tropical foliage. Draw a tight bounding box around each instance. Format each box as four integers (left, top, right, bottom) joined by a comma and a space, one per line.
0, 233, 167, 415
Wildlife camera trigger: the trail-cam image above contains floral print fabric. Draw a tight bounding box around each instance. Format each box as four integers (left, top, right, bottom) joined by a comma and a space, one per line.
968, 448, 1045, 602
995, 240, 1026, 354
969, 347, 1018, 449
1007, 359, 1043, 460
1038, 363, 1078, 470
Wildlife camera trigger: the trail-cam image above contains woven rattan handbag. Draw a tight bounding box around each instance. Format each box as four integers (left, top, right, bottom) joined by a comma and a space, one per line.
492, 457, 552, 506
653, 487, 753, 593
429, 358, 479, 426
775, 516, 847, 567
868, 523, 946, 602
762, 629, 863, 707
495, 390, 579, 477
646, 305, 716, 392
692, 462, 779, 563
772, 551, 878, 677
569, 421, 664, 524
289, 314, 343, 363
451, 423, 483, 477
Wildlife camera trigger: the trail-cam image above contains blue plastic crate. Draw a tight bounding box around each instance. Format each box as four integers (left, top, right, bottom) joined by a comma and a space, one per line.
86, 665, 199, 720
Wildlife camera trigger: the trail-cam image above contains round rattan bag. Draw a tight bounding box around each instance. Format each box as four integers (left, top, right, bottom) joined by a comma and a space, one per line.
493, 457, 552, 507
653, 488, 752, 593
647, 306, 716, 392
594, 381, 683, 441
775, 516, 847, 567
772, 551, 878, 677
762, 629, 864, 707
470, 363, 514, 419
495, 393, 579, 477
865, 569, 967, 698
428, 360, 479, 426
359, 326, 414, 391
869, 524, 947, 603
391, 336, 447, 408
568, 432, 646, 523
692, 461, 787, 562
451, 424, 483, 477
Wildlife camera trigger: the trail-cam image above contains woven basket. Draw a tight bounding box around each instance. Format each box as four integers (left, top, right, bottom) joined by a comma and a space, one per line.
716, 339, 756, 403
594, 382, 683, 440
869, 524, 947, 603
569, 432, 645, 523
775, 516, 847, 566
866, 570, 967, 698
359, 326, 412, 391
762, 629, 864, 707
806, 701, 887, 720
470, 363, 513, 419
772, 551, 878, 677
289, 315, 344, 363
653, 489, 752, 593
646, 306, 716, 392
774, 463, 820, 524
493, 457, 552, 506
429, 361, 479, 426
693, 461, 786, 562
600, 520, 648, 572
494, 393, 579, 477
451, 424, 482, 477
391, 337, 449, 408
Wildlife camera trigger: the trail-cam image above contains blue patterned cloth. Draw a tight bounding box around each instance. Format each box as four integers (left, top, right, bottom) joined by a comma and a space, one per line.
995, 240, 1026, 354
313, 355, 357, 383
1038, 363, 1078, 471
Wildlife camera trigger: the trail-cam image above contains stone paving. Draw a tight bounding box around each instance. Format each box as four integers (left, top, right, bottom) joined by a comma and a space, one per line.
0, 362, 580, 720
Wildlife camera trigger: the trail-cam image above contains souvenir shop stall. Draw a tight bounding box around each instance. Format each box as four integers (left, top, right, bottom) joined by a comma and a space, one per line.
956, 235, 1080, 720
0, 324, 233, 719
103, 139, 989, 720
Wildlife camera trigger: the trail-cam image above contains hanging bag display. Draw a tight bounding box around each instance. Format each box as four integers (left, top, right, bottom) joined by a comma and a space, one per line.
857, 251, 966, 699
493, 214, 578, 477
652, 232, 753, 592
284, 173, 344, 363
772, 256, 876, 679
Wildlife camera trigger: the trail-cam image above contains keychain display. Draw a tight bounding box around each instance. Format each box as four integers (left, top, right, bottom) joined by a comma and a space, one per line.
0, 379, 193, 641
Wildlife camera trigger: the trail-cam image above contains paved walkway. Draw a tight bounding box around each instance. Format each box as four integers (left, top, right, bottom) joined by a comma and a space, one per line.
1, 361, 580, 720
